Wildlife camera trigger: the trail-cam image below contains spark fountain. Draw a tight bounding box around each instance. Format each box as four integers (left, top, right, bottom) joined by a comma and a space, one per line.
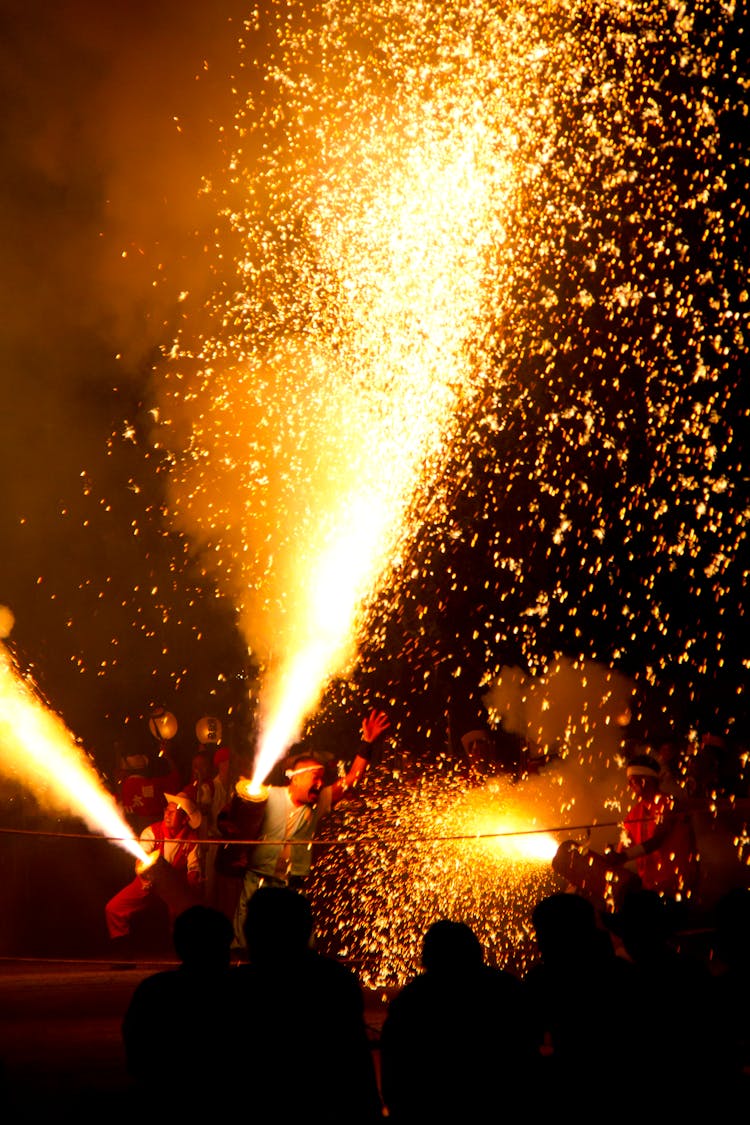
147, 0, 746, 982
158, 0, 522, 781
154, 0, 585, 979
0, 608, 148, 865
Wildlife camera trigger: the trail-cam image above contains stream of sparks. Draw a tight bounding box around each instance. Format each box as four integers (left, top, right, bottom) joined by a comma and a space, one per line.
159, 0, 518, 781
0, 629, 147, 863
147, 0, 745, 973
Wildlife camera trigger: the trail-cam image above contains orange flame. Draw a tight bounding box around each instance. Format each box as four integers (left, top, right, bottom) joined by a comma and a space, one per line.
0, 622, 147, 864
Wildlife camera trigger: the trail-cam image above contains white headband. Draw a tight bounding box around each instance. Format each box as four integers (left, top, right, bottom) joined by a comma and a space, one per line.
286, 764, 324, 779
626, 764, 659, 779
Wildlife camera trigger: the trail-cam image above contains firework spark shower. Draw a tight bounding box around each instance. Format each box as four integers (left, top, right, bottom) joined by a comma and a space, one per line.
153, 0, 746, 778
0, 0, 745, 973
157, 0, 527, 777
0, 608, 146, 863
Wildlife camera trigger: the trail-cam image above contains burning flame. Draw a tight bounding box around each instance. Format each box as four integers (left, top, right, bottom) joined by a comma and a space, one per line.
245, 111, 508, 785
458, 786, 561, 865
0, 609, 147, 863
135, 851, 160, 876
489, 816, 560, 865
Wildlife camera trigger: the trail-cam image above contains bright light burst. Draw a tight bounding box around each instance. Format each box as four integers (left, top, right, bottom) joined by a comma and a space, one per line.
157, 0, 520, 780
154, 0, 747, 773
0, 617, 147, 863
309, 767, 567, 986
141, 0, 746, 971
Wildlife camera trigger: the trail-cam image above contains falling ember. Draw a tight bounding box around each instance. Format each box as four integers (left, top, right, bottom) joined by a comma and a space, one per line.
0, 610, 147, 864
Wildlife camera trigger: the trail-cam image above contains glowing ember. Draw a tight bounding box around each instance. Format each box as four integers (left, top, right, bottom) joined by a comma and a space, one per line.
0, 612, 147, 864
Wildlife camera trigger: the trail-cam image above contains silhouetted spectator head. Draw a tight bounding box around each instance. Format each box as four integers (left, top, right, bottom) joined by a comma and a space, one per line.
421, 920, 484, 974
531, 892, 602, 964
244, 886, 314, 962
172, 905, 234, 969
605, 889, 674, 957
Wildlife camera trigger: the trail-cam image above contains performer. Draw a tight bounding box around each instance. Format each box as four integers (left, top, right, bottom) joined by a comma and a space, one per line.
117, 709, 182, 834
606, 753, 698, 899
105, 792, 203, 942
225, 708, 390, 947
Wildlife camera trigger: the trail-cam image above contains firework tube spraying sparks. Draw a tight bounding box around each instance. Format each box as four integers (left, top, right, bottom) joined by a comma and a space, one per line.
246, 122, 507, 787
161, 2, 515, 788
0, 607, 148, 864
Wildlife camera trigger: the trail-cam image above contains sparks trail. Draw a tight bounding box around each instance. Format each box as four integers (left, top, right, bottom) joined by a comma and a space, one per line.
0, 627, 148, 865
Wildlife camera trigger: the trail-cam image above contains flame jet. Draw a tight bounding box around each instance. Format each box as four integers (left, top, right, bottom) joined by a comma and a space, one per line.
0, 615, 147, 863
160, 1, 516, 782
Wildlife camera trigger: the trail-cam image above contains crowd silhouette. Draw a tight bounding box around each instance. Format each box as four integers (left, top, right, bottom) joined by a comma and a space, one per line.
117, 884, 749, 1124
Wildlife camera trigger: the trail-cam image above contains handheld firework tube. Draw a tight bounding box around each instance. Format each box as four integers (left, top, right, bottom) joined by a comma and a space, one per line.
214, 780, 270, 878
135, 853, 197, 918
552, 839, 642, 912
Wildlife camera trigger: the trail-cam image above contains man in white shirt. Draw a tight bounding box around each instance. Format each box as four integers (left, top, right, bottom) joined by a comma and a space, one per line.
231, 708, 389, 948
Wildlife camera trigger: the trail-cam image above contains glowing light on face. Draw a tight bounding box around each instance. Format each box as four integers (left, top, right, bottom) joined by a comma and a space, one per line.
0, 631, 148, 864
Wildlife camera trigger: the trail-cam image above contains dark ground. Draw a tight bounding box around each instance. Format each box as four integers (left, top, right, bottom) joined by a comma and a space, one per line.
0, 957, 390, 1125
0, 958, 174, 1125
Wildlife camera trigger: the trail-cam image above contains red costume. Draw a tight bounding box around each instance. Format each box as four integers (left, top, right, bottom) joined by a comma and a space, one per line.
105, 819, 201, 939
621, 792, 698, 897
120, 768, 180, 825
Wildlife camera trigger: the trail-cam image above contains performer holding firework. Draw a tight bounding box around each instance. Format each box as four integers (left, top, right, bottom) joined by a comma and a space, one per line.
219, 708, 390, 949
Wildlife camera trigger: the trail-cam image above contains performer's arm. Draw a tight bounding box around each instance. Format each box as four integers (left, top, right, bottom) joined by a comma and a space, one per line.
186, 841, 203, 885
329, 709, 390, 807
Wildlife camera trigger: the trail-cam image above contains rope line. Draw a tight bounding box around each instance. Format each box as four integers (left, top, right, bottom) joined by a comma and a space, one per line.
0, 820, 621, 847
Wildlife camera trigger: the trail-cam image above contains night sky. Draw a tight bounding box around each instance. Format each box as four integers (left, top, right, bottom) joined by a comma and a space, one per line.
0, 0, 747, 793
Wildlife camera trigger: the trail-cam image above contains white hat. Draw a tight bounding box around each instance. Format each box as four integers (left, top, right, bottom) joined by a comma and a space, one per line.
164, 792, 201, 830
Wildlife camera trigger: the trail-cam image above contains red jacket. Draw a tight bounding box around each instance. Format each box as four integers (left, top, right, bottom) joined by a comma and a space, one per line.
622, 793, 698, 896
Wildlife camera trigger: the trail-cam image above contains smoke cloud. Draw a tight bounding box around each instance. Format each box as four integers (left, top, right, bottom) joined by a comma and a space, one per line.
483, 657, 634, 841
0, 2, 251, 759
